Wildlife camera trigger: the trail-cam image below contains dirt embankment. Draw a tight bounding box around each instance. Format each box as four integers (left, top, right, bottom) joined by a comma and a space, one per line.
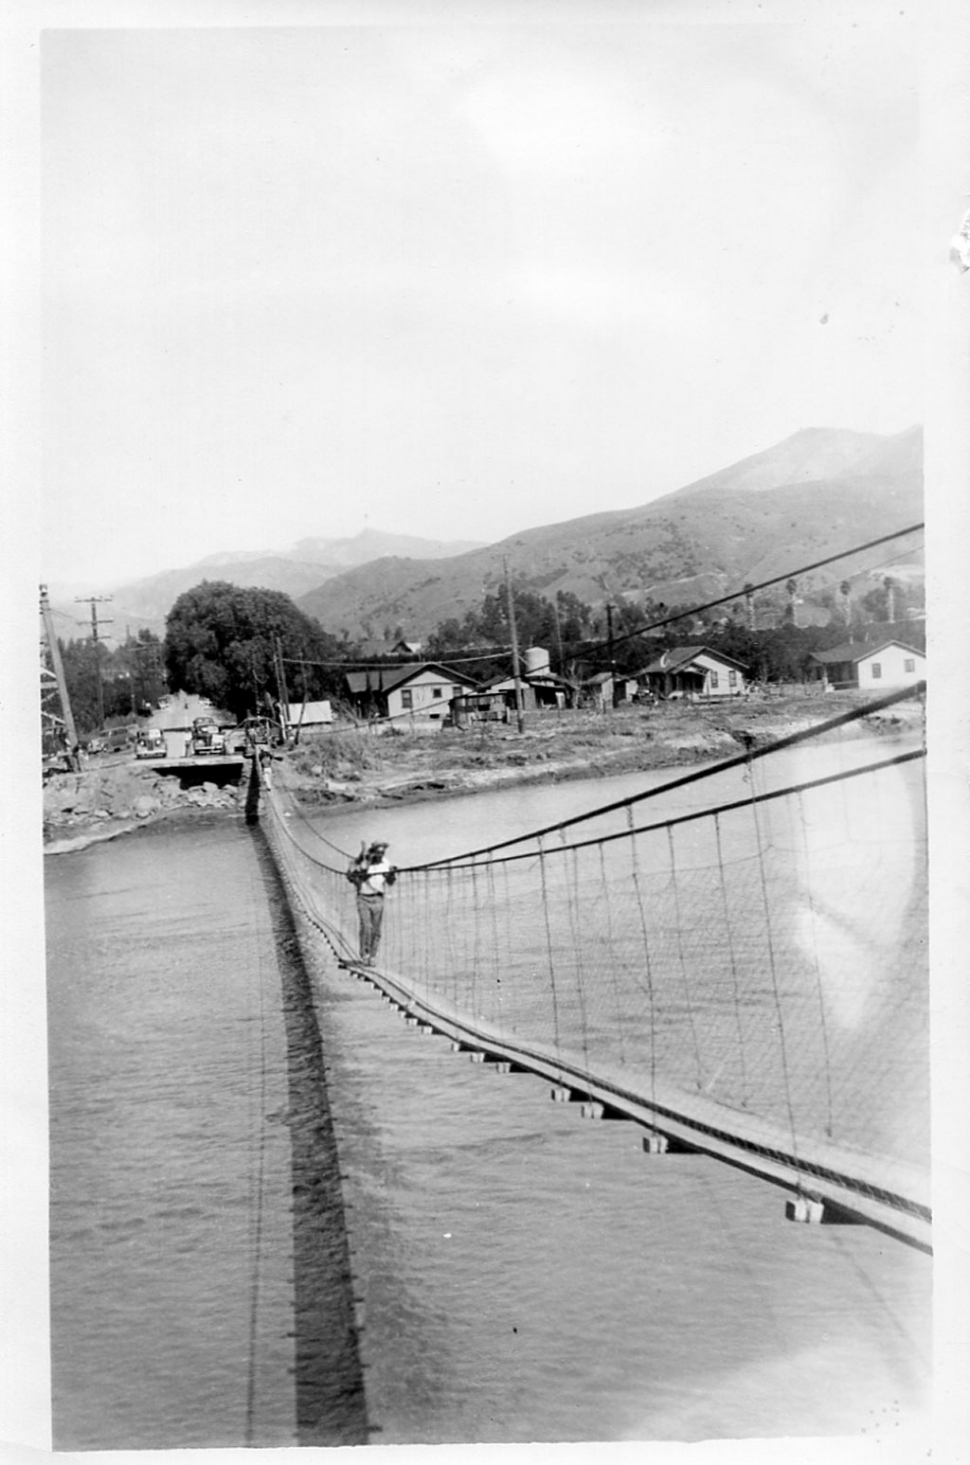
43, 692, 922, 851
43, 761, 246, 853
282, 693, 922, 811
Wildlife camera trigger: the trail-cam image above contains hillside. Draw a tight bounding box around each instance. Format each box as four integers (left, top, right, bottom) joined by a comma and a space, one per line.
297, 426, 923, 640
50, 530, 484, 640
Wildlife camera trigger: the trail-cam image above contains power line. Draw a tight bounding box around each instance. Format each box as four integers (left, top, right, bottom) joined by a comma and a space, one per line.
582, 521, 924, 662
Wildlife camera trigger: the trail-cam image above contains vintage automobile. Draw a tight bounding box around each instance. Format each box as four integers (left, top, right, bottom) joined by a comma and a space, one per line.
187, 716, 227, 756
135, 728, 167, 759
105, 726, 134, 753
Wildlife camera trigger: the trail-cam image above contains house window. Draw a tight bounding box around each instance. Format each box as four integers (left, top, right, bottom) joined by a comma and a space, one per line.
710, 670, 719, 689
401, 690, 413, 709
728, 670, 737, 687
904, 658, 915, 673
870, 663, 882, 679
432, 687, 443, 699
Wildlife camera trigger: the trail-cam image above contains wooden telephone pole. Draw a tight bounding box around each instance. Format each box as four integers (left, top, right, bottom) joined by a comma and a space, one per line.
40, 584, 79, 758
75, 594, 113, 728
503, 556, 525, 733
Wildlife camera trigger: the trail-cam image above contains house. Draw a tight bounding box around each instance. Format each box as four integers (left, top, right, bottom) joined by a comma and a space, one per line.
485, 648, 570, 712
389, 638, 423, 658
345, 662, 481, 722
288, 700, 334, 730
639, 646, 748, 700
810, 640, 926, 692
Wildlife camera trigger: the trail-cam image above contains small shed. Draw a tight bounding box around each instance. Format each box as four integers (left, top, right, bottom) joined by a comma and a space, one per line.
288, 700, 334, 729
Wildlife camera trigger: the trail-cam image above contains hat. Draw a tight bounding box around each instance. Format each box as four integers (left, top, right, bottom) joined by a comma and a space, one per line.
369, 840, 389, 855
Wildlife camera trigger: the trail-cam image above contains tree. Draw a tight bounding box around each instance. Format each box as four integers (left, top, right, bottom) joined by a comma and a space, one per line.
164, 581, 347, 722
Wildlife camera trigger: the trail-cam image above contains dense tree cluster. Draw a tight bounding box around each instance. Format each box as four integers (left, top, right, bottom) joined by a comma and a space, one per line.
422, 577, 925, 693
164, 581, 349, 722
51, 629, 167, 736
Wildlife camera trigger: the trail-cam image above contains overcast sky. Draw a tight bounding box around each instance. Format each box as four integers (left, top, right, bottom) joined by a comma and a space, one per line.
41, 15, 919, 586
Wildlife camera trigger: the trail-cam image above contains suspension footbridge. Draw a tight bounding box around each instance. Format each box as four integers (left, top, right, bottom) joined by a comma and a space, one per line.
260, 683, 929, 1252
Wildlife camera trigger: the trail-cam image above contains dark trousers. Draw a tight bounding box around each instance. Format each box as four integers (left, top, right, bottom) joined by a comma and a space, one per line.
356, 894, 385, 960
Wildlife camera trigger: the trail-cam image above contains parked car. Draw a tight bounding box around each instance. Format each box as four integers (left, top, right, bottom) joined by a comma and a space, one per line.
188, 716, 227, 756
105, 727, 133, 753
135, 728, 167, 759
84, 736, 105, 755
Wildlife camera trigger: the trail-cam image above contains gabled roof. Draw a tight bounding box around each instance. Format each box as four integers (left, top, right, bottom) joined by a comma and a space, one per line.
345, 662, 481, 695
640, 645, 748, 675
811, 639, 925, 665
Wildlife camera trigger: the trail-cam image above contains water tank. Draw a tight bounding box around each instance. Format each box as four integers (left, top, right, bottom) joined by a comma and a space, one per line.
525, 646, 550, 676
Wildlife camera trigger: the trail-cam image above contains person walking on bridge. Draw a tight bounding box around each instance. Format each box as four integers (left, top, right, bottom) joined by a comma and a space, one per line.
347, 840, 397, 965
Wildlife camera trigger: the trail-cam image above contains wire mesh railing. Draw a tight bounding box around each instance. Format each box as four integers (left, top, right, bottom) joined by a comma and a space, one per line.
262, 683, 929, 1244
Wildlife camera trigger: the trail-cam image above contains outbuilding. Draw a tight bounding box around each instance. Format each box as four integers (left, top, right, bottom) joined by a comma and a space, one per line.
288, 700, 334, 730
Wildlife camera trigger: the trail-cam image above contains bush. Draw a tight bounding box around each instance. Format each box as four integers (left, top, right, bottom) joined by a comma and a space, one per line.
287, 731, 380, 778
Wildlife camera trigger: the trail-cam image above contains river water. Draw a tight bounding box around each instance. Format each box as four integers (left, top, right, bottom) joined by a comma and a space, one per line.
46, 744, 931, 1448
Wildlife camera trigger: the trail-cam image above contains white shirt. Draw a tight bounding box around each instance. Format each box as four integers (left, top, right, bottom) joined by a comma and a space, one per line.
358, 860, 393, 897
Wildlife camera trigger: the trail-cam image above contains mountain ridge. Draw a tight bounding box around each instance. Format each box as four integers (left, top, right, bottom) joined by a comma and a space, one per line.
295, 426, 922, 640
48, 426, 922, 644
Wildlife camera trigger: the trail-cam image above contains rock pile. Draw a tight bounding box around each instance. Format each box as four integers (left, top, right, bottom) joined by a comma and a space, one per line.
43, 763, 243, 842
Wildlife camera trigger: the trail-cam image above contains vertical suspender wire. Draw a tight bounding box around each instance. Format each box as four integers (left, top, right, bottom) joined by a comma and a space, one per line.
537, 834, 564, 1064
484, 858, 508, 1034
746, 758, 799, 1159
499, 860, 517, 1033
625, 807, 657, 1107
597, 841, 627, 1066
448, 861, 463, 1013
469, 859, 482, 1021
566, 844, 593, 1087
713, 813, 751, 1109
794, 789, 835, 1138
420, 869, 433, 998
665, 824, 704, 1092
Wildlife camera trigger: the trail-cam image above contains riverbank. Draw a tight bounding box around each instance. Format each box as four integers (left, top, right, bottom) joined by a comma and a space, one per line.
43, 690, 923, 849
282, 690, 922, 810
43, 761, 246, 852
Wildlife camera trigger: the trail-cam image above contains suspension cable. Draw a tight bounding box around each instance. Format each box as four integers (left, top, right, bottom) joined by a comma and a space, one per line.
404, 681, 924, 871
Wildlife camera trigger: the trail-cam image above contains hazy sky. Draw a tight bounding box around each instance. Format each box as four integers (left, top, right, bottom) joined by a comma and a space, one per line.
41, 15, 919, 586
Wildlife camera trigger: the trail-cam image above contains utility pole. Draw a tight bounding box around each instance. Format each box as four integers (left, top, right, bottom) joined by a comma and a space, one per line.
273, 637, 290, 737
503, 555, 525, 733
40, 584, 80, 759
552, 593, 565, 678
606, 602, 617, 710
75, 595, 113, 729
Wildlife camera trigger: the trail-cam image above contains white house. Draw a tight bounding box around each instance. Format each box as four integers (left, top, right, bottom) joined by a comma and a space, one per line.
345, 663, 480, 722
639, 646, 748, 700
811, 640, 926, 691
